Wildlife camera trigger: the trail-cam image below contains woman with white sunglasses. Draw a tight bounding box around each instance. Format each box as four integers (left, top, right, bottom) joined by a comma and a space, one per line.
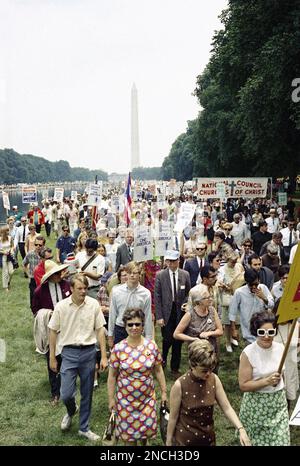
238, 311, 290, 446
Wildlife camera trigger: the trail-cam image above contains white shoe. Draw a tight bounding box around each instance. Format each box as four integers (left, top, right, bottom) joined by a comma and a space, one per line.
93, 380, 98, 389
226, 344, 233, 353
61, 405, 78, 431
231, 338, 239, 347
78, 430, 101, 441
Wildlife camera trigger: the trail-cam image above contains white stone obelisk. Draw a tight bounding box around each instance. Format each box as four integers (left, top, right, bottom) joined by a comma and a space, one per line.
131, 83, 140, 170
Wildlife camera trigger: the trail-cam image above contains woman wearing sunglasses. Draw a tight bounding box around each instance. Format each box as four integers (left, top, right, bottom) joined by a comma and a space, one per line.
238, 311, 290, 445
107, 308, 167, 446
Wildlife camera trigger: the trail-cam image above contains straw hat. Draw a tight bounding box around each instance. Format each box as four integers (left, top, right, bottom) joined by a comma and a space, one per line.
41, 260, 69, 284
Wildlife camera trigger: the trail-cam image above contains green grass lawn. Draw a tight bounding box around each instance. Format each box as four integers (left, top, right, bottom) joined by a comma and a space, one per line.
0, 229, 300, 446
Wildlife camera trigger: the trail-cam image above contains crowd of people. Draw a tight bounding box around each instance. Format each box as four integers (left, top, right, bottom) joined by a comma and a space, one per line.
0, 186, 300, 446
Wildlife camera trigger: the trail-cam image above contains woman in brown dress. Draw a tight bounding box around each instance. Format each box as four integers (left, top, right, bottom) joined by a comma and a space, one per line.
166, 340, 251, 446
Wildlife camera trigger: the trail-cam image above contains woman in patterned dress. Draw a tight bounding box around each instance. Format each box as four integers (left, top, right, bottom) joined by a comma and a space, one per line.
166, 339, 251, 446
239, 311, 290, 446
107, 308, 167, 445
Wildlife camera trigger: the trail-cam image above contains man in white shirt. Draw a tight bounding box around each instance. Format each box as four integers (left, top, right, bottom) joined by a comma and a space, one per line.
266, 209, 280, 234
76, 238, 105, 299
14, 216, 29, 260
231, 213, 250, 249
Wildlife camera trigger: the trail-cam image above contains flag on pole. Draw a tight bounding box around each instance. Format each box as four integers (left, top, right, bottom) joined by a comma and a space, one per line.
124, 172, 132, 227
277, 243, 300, 323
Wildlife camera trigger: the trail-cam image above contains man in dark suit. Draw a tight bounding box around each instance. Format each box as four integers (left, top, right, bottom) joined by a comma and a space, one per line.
184, 240, 208, 287
155, 250, 191, 379
115, 228, 134, 272
32, 260, 71, 405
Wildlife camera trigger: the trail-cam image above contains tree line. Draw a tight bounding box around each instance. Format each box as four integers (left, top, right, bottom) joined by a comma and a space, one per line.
0, 148, 108, 184
162, 0, 300, 184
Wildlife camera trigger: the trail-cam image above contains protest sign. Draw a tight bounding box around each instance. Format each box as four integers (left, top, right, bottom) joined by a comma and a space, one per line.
53, 187, 64, 203
174, 203, 196, 232
87, 182, 102, 206
2, 192, 10, 210
133, 226, 153, 262
155, 222, 173, 256
22, 186, 37, 204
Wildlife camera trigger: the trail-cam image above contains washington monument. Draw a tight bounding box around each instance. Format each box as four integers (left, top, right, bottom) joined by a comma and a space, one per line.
131, 83, 140, 170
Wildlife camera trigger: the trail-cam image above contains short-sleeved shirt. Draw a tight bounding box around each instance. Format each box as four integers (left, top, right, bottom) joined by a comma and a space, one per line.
48, 295, 105, 347
56, 235, 76, 262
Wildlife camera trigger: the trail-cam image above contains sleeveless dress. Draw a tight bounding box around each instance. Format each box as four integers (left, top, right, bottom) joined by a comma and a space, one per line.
109, 338, 162, 442
174, 371, 216, 446
185, 306, 218, 352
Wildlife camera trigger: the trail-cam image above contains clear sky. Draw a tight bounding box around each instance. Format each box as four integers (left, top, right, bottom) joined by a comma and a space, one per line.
0, 0, 227, 174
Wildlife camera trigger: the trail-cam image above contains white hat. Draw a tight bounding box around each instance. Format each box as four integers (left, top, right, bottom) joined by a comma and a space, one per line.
164, 250, 180, 260
41, 260, 68, 284
12, 205, 18, 209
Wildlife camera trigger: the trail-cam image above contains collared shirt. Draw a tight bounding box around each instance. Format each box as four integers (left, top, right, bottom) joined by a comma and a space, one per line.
272, 281, 284, 301
108, 283, 152, 338
76, 251, 105, 287
14, 225, 29, 246
56, 235, 76, 262
168, 268, 178, 301
280, 227, 300, 247
48, 295, 105, 347
22, 251, 40, 278
229, 284, 274, 343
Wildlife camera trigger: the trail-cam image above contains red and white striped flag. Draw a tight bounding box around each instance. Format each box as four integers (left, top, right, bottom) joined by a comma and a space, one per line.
124, 172, 132, 227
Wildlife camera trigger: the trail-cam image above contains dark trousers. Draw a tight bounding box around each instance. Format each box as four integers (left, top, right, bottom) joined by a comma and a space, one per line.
46, 351, 62, 397
114, 325, 128, 345
44, 221, 51, 237
29, 278, 36, 309
35, 224, 41, 234
18, 242, 26, 260
161, 305, 182, 371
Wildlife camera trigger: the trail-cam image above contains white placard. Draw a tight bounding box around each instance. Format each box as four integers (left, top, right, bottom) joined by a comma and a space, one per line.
174, 203, 196, 233
41, 189, 49, 200
87, 182, 102, 206
2, 192, 10, 210
22, 186, 37, 204
194, 177, 268, 198
53, 187, 64, 203
133, 226, 153, 262
278, 192, 287, 206
157, 193, 166, 209
155, 222, 173, 256
290, 394, 300, 425
71, 190, 78, 201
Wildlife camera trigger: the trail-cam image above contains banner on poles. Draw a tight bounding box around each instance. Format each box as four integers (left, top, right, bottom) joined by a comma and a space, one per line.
2, 192, 10, 210
22, 186, 37, 204
53, 187, 64, 203
194, 177, 268, 198
277, 244, 300, 324
133, 226, 153, 262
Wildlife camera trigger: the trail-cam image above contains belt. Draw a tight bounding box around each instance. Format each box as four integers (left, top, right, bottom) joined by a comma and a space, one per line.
64, 344, 95, 350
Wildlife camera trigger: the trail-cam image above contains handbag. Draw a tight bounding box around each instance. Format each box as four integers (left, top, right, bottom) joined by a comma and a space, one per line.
159, 401, 169, 445
102, 410, 116, 446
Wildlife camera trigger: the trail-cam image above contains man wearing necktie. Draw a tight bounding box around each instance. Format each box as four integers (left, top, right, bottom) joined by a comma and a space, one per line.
280, 220, 299, 261
14, 217, 29, 260
184, 240, 208, 287
32, 260, 71, 406
115, 228, 134, 272
155, 250, 191, 379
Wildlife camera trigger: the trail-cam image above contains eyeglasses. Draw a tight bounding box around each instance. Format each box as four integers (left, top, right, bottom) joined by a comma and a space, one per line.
196, 247, 206, 251
269, 252, 278, 256
244, 245, 251, 248
35, 243, 43, 247
257, 328, 277, 337
63, 230, 69, 232
127, 322, 142, 328
224, 228, 231, 231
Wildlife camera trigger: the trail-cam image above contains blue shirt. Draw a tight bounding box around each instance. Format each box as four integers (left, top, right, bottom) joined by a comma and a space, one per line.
56, 235, 76, 263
